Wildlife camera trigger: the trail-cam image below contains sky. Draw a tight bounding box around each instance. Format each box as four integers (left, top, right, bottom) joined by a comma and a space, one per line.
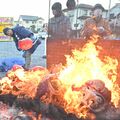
0, 0, 119, 22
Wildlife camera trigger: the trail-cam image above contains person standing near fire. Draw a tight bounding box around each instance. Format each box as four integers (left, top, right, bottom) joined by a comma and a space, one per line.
3, 25, 41, 70
48, 2, 72, 39
80, 4, 112, 39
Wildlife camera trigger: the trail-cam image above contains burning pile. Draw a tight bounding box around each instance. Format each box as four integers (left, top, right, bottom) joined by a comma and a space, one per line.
0, 101, 39, 120
0, 65, 49, 98
0, 36, 120, 120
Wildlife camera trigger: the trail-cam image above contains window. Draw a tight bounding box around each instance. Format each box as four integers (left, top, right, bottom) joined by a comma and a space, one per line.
26, 21, 29, 23
39, 21, 42, 24
83, 10, 87, 15
110, 13, 115, 19
32, 21, 36, 24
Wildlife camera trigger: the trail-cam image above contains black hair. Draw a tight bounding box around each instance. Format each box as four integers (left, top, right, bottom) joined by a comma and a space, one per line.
3, 27, 11, 35
52, 2, 62, 11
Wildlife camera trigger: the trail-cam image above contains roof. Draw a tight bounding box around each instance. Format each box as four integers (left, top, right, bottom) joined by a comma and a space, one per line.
77, 15, 91, 20
110, 3, 120, 10
63, 3, 108, 12
63, 3, 93, 12
77, 4, 93, 9
19, 15, 44, 21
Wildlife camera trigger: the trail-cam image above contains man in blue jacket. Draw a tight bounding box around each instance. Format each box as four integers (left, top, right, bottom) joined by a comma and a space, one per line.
3, 25, 41, 70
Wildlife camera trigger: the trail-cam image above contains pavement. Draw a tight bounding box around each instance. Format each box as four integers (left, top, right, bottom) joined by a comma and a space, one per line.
0, 39, 46, 78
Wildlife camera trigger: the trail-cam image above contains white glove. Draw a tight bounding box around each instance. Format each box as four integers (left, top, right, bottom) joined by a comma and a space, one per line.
97, 27, 105, 33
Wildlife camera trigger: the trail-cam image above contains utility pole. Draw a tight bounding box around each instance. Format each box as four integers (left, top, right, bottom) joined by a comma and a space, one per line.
108, 0, 111, 20
42, 0, 51, 59
75, 0, 79, 38
48, 0, 51, 22
47, 0, 51, 38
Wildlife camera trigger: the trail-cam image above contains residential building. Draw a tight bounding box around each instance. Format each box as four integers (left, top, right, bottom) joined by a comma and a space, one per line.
110, 3, 120, 19
18, 15, 44, 33
63, 3, 108, 31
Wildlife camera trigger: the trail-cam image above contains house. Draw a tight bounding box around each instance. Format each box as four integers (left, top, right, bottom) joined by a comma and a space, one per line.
63, 4, 93, 31
110, 3, 120, 19
63, 3, 108, 38
18, 15, 44, 33
63, 4, 108, 31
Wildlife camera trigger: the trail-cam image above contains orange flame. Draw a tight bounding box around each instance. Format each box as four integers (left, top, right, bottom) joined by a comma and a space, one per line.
55, 35, 120, 118
0, 66, 49, 98
0, 36, 120, 119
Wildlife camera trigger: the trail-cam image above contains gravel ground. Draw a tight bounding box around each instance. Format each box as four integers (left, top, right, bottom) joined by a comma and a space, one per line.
0, 39, 46, 77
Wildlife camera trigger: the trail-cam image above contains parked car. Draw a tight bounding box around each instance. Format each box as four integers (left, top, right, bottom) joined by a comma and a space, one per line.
38, 31, 48, 39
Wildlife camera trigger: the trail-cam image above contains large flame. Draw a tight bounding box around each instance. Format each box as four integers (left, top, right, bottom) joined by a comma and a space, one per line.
0, 66, 49, 98
0, 35, 120, 119
56, 35, 120, 118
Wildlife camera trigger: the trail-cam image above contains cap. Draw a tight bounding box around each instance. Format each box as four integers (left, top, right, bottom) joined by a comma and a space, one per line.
92, 4, 105, 11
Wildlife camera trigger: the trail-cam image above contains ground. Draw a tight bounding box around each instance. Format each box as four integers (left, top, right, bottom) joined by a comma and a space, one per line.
0, 39, 46, 78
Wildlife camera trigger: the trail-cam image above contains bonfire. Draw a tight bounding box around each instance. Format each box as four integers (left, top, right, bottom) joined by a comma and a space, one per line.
0, 35, 120, 120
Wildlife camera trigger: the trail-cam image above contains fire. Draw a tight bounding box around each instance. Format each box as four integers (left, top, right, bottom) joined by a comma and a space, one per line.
0, 65, 49, 98
0, 35, 120, 119
56, 35, 120, 118
0, 101, 41, 120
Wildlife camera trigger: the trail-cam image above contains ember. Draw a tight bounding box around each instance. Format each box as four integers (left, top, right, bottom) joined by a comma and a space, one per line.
0, 101, 38, 120
0, 35, 120, 120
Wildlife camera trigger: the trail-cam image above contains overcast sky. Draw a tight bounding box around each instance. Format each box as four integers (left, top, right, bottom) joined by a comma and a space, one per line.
0, 0, 119, 22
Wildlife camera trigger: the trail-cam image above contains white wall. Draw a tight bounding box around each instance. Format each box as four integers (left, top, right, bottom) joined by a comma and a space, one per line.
110, 7, 120, 16
18, 18, 44, 32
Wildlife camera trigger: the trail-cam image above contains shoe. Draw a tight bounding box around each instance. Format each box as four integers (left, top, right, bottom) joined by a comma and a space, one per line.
29, 39, 41, 54
22, 65, 29, 71
42, 55, 46, 59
